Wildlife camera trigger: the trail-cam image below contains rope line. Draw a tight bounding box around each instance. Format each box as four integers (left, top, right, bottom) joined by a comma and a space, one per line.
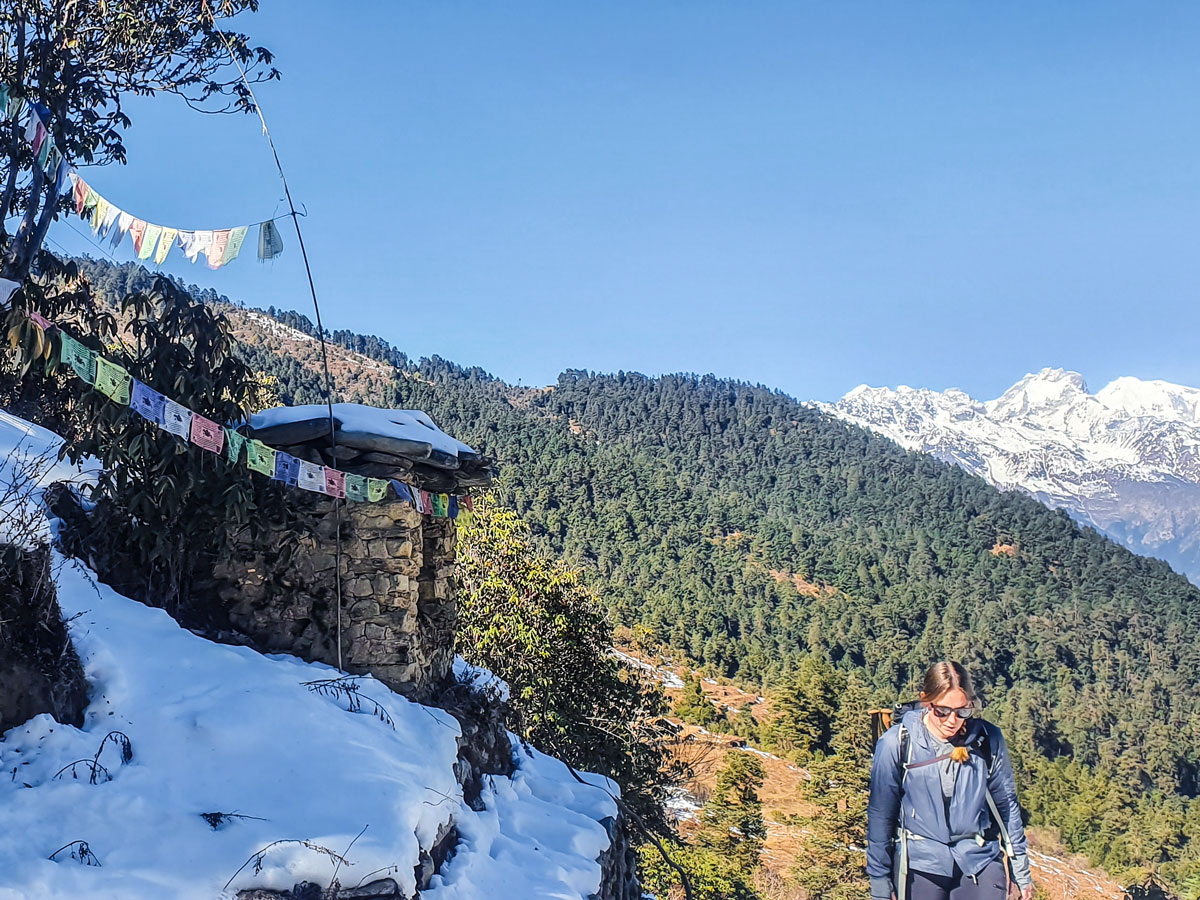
202, 2, 345, 671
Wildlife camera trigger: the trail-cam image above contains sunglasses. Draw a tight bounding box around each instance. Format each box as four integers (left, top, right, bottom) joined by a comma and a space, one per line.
929, 703, 980, 720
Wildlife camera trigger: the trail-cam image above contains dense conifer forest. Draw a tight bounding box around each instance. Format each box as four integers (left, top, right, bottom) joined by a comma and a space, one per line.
72, 257, 1200, 887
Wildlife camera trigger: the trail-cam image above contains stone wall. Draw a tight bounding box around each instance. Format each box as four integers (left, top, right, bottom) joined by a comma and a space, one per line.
210, 497, 456, 702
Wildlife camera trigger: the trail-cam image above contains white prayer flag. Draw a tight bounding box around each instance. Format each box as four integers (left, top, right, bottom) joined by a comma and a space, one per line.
297, 460, 328, 494
162, 399, 193, 439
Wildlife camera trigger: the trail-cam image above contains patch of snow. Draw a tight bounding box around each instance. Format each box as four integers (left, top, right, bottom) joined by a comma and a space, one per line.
249, 403, 477, 458
0, 410, 97, 545
0, 414, 615, 900
453, 656, 511, 704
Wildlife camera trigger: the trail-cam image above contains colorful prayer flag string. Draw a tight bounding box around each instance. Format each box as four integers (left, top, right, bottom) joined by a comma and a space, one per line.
31, 306, 467, 515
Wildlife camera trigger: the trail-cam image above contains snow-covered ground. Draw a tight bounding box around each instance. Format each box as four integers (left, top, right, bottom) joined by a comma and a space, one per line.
0, 412, 619, 899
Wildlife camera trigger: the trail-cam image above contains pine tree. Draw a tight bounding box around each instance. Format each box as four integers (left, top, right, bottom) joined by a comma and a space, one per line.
675, 675, 718, 726
696, 750, 767, 871
789, 673, 873, 900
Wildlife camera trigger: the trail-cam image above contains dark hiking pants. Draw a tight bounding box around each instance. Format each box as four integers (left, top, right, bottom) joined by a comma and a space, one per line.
907, 859, 1008, 900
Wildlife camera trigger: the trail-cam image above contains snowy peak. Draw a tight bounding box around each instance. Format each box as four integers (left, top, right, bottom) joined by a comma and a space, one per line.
1096, 377, 1200, 425
985, 368, 1089, 421
823, 370, 1200, 584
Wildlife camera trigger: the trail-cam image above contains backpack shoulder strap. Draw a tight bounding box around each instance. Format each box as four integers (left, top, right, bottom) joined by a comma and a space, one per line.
979, 726, 996, 774
979, 723, 1014, 859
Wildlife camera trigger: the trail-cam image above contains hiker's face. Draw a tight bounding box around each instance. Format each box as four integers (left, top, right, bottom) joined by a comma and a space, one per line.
923, 687, 970, 739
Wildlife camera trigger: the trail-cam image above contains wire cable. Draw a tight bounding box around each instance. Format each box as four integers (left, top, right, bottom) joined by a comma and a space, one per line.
201, 2, 346, 671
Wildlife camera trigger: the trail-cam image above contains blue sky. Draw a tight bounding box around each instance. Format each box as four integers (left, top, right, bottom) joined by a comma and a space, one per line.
47, 2, 1200, 402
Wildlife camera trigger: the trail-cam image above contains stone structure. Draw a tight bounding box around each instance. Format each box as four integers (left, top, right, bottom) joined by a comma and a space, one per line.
211, 495, 458, 702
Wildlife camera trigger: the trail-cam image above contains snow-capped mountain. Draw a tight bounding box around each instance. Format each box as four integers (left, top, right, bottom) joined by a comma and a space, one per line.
822, 368, 1200, 585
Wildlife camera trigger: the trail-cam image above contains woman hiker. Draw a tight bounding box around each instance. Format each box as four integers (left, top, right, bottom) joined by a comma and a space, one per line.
867, 661, 1035, 900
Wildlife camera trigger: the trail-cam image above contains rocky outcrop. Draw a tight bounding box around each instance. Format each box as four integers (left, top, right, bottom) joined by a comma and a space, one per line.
210, 497, 457, 702
594, 813, 640, 900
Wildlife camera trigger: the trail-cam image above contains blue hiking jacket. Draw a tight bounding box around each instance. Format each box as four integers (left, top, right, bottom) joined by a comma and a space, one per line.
866, 708, 1028, 886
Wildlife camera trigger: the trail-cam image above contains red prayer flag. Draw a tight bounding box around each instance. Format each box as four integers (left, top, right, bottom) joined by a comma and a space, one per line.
28, 310, 53, 330
189, 413, 225, 454
461, 495, 473, 511
130, 220, 148, 254
73, 177, 88, 215
325, 468, 346, 499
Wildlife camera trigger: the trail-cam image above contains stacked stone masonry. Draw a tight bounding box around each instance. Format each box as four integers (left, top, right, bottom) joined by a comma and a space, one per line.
211, 497, 456, 702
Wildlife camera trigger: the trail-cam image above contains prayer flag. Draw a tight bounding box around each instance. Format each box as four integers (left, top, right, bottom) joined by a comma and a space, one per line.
185, 230, 213, 264
258, 220, 284, 261
246, 439, 277, 476
162, 399, 193, 440
324, 468, 346, 499
0, 85, 8, 115
7, 93, 22, 119
98, 203, 120, 239
59, 332, 96, 384
190, 414, 224, 454
94, 357, 133, 404
155, 227, 177, 265
221, 225, 248, 266
390, 480, 414, 506
207, 230, 231, 269
224, 427, 247, 465
23, 110, 39, 144
91, 197, 109, 234
82, 188, 98, 219
461, 495, 473, 512
432, 493, 449, 517
43, 142, 60, 177
35, 131, 50, 169
417, 490, 433, 515
297, 460, 327, 493
448, 495, 459, 519
368, 478, 389, 502
72, 176, 88, 215
138, 223, 163, 261
131, 380, 167, 426
31, 121, 45, 155
129, 219, 147, 255
54, 158, 69, 195
344, 473, 370, 502
112, 212, 133, 250
28, 310, 52, 331
273, 451, 300, 487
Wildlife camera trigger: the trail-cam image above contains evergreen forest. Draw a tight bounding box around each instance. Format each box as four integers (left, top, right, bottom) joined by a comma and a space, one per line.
70, 256, 1200, 890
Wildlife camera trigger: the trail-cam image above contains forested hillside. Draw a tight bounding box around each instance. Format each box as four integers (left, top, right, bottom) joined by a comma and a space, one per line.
73, 257, 1200, 884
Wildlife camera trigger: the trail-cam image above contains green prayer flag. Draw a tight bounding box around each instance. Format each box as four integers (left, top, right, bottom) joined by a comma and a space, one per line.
83, 188, 98, 218
246, 439, 277, 476
432, 493, 449, 517
59, 332, 97, 384
138, 223, 163, 261
224, 427, 247, 465
367, 478, 389, 502
222, 225, 248, 265
344, 473, 370, 502
94, 356, 132, 404
35, 133, 50, 170
0, 85, 8, 117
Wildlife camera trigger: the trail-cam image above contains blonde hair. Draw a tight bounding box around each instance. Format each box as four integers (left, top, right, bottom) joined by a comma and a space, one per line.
920, 661, 976, 703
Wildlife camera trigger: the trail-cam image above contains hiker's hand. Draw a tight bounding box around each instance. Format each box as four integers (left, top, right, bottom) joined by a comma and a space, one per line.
1020, 885, 1034, 900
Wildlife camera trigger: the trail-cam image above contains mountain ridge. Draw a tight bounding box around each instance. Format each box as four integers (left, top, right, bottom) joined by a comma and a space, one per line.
825, 366, 1200, 584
